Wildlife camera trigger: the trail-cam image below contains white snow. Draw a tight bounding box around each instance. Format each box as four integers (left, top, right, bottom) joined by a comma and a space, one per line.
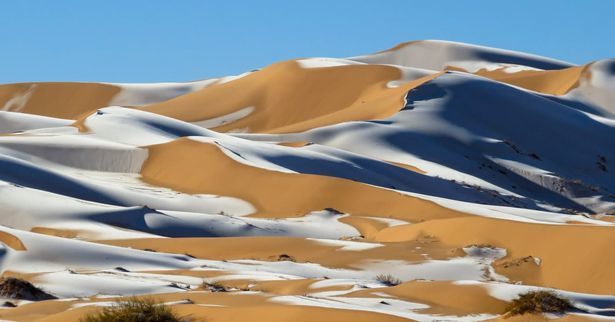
307, 238, 384, 251
296, 58, 362, 69
271, 295, 494, 321
455, 281, 615, 319
0, 111, 73, 134
1, 84, 36, 112
348, 40, 572, 71
0, 39, 613, 320
105, 79, 217, 106
192, 106, 254, 128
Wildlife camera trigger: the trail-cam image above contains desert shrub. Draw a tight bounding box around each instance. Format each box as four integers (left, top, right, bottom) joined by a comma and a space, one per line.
375, 274, 402, 286
2, 301, 16, 307
276, 254, 296, 262
201, 281, 229, 292
505, 290, 574, 316
0, 277, 56, 301
80, 297, 189, 322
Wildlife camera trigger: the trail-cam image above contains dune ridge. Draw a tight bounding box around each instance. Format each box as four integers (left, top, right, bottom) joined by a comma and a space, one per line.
0, 40, 614, 321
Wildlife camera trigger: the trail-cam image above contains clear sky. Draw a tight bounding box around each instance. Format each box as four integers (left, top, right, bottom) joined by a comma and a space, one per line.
1, 0, 613, 83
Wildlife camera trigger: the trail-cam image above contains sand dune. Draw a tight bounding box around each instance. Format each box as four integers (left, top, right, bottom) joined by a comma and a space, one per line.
375, 216, 615, 294
0, 40, 614, 321
141, 137, 467, 221
0, 82, 119, 119
0, 80, 217, 121
448, 64, 588, 95
139, 61, 439, 133
349, 40, 572, 71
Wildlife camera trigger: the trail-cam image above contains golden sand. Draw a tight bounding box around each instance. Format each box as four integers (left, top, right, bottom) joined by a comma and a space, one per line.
349, 280, 507, 316
0, 42, 609, 322
0, 82, 119, 119
140, 138, 467, 222
446, 64, 589, 95
375, 216, 615, 294
0, 291, 409, 322
0, 231, 26, 251
140, 61, 441, 133
100, 235, 462, 270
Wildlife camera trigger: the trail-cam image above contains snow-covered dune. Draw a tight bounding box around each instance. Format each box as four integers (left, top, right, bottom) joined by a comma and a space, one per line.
348, 40, 573, 71
0, 40, 613, 322
0, 79, 222, 120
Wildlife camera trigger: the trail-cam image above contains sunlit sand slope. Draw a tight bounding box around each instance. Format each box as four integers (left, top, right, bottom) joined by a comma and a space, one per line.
0, 40, 614, 321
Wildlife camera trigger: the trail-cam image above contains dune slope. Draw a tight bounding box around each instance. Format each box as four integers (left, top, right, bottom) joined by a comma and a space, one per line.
0, 40, 614, 322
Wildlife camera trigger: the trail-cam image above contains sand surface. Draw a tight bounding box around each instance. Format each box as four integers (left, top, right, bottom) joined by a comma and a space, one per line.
0, 40, 614, 321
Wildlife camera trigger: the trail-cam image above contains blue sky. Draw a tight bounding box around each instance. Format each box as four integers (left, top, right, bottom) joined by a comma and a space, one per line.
1, 1, 613, 83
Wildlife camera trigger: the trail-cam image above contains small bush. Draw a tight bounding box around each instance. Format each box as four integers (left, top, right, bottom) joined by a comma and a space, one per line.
276, 254, 296, 262
80, 297, 189, 322
201, 281, 229, 292
505, 291, 574, 316
375, 274, 402, 286
0, 277, 56, 301
2, 301, 16, 307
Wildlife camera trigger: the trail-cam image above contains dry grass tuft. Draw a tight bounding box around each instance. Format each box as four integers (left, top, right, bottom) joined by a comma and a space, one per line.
80, 297, 190, 322
201, 281, 229, 292
505, 290, 574, 316
375, 274, 402, 287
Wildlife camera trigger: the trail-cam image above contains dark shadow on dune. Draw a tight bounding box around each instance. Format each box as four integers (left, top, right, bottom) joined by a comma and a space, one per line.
386, 74, 615, 212
572, 296, 615, 309
570, 296, 615, 317
604, 59, 615, 74
93, 110, 210, 138
475, 51, 570, 70
541, 95, 610, 117
86, 207, 211, 237
367, 120, 393, 125
86, 206, 263, 238
142, 120, 207, 138
260, 149, 544, 210
383, 131, 591, 212
0, 156, 123, 206
402, 81, 448, 110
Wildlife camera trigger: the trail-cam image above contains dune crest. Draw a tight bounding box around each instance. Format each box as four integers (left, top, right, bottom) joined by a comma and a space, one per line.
0, 40, 614, 321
